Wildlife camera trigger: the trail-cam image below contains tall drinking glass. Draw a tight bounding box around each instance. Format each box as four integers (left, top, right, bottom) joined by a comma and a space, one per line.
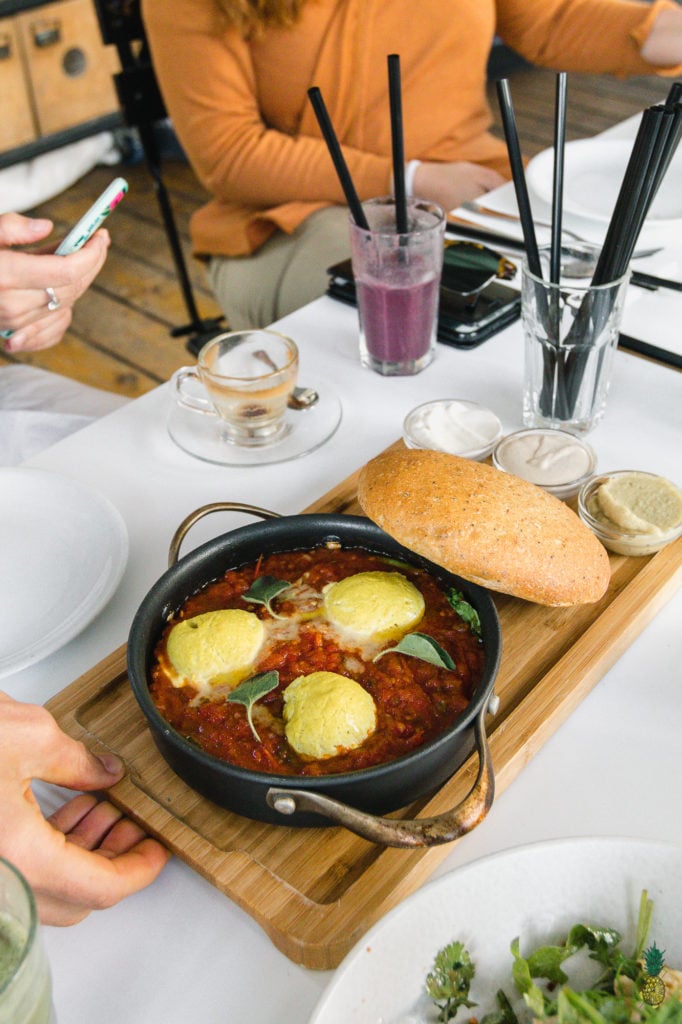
349, 196, 445, 376
0, 858, 54, 1024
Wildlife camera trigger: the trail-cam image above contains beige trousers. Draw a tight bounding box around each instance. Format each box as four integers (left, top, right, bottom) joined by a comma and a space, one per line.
207, 206, 352, 329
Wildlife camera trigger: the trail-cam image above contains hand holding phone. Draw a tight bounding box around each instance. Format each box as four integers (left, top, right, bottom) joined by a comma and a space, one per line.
1, 177, 128, 341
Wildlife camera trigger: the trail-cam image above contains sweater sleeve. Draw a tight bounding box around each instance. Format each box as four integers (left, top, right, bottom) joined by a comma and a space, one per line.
496, 0, 682, 76
141, 0, 390, 212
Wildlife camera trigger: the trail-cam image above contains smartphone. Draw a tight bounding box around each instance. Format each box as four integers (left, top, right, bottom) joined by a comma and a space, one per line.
55, 176, 128, 255
1, 178, 128, 340
326, 256, 521, 349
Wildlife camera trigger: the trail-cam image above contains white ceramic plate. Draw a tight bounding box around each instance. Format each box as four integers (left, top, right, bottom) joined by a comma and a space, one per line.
0, 468, 128, 678
527, 138, 682, 223
308, 837, 682, 1024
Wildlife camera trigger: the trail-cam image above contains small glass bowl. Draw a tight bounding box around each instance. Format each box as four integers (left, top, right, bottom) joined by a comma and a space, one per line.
492, 428, 597, 500
578, 471, 682, 556
402, 399, 502, 461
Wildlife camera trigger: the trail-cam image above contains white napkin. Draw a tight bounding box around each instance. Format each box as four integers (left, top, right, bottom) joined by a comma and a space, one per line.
0, 365, 128, 466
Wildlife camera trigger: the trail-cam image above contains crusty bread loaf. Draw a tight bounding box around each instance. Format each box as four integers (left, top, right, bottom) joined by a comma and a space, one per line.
357, 447, 610, 606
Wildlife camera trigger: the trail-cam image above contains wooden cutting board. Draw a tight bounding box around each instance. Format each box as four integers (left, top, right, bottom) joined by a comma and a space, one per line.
47, 452, 682, 969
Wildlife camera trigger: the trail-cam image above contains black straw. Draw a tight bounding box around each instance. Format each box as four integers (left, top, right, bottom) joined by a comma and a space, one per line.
592, 105, 667, 285
664, 80, 682, 110
496, 78, 567, 416
387, 54, 408, 234
307, 86, 369, 230
564, 99, 682, 416
550, 73, 567, 285
495, 79, 543, 279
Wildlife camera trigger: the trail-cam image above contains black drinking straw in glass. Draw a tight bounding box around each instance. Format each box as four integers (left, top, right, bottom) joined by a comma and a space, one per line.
665, 80, 682, 109
563, 101, 682, 418
495, 79, 542, 278
307, 86, 369, 230
550, 73, 567, 286
387, 54, 408, 235
592, 105, 666, 286
495, 78, 569, 419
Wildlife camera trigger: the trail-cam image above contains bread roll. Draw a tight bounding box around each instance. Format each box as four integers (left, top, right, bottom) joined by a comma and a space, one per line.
357, 448, 610, 606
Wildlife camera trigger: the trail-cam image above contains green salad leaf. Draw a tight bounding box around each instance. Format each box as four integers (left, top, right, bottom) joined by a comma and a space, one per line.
226, 670, 279, 742
242, 575, 291, 617
430, 890, 681, 1024
373, 632, 456, 670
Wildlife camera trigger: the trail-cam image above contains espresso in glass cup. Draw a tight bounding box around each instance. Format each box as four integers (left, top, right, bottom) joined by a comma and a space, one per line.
173, 330, 299, 447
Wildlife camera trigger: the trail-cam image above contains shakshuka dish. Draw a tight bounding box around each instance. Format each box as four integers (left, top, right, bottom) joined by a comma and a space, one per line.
149, 543, 485, 776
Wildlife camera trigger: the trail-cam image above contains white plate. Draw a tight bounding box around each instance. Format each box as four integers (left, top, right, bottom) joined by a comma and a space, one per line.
0, 468, 128, 678
527, 138, 682, 223
308, 837, 682, 1024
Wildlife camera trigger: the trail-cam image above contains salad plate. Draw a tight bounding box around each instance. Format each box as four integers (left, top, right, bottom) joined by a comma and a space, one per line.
308, 836, 682, 1023
0, 467, 128, 678
526, 138, 682, 224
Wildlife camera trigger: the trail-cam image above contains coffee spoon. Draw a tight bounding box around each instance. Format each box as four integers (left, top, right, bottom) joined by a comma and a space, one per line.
253, 349, 319, 409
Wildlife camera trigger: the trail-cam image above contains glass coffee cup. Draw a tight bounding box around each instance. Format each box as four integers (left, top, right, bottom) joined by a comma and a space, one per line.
173, 330, 299, 447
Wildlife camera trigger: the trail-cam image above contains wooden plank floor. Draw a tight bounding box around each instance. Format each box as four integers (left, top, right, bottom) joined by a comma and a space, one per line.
0, 67, 667, 399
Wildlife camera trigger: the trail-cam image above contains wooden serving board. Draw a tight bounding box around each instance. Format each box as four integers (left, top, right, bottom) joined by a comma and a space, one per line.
47, 453, 682, 970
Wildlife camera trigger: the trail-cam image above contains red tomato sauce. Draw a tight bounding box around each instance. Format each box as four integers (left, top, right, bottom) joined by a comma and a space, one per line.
149, 546, 485, 776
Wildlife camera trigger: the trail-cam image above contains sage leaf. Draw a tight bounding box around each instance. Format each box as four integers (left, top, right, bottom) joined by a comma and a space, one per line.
447, 588, 481, 638
374, 632, 456, 670
242, 575, 291, 617
227, 670, 279, 742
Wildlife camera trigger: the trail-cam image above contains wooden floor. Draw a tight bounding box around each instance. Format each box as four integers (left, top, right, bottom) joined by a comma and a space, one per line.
1, 66, 667, 399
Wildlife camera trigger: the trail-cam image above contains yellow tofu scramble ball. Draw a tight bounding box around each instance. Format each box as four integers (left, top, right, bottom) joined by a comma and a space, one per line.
283, 671, 377, 758
166, 609, 264, 691
323, 570, 425, 642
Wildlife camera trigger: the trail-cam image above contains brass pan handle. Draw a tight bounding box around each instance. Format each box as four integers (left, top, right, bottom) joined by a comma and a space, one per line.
267, 702, 495, 847
168, 501, 281, 567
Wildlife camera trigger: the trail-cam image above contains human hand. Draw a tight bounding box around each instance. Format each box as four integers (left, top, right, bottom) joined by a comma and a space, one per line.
0, 212, 110, 353
0, 693, 170, 926
412, 161, 507, 213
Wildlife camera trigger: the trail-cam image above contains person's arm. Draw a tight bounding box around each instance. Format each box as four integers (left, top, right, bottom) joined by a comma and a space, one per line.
0, 213, 109, 353
497, 0, 682, 76
0, 693, 169, 926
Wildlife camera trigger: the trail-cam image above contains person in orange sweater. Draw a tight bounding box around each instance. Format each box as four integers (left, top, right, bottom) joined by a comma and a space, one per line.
142, 0, 682, 329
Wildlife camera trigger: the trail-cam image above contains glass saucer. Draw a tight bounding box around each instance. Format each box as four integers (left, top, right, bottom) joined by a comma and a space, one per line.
167, 380, 342, 466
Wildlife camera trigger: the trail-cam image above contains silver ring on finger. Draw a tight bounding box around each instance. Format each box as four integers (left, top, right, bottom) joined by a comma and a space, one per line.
45, 287, 61, 311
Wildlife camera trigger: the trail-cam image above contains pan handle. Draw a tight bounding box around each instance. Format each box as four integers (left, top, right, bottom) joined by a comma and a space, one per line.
168, 502, 281, 567
266, 701, 495, 847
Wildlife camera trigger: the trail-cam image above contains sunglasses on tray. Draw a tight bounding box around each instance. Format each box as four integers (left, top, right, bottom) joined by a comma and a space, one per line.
442, 239, 517, 297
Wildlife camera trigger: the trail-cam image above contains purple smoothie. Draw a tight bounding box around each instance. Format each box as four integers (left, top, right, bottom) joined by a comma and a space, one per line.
357, 274, 440, 365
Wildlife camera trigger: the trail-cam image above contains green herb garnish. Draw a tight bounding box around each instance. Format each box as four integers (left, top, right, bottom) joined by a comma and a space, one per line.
447, 588, 481, 638
242, 575, 291, 617
426, 941, 477, 1023
373, 632, 456, 670
226, 670, 279, 742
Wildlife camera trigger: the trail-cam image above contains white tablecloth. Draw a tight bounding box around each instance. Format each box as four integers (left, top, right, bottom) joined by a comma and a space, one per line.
5, 289, 681, 1023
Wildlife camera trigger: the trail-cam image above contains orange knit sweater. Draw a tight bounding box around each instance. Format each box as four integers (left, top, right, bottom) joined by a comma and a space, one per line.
142, 0, 680, 258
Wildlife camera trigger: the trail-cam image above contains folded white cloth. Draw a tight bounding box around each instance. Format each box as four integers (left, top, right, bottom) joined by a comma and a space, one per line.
0, 365, 128, 466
